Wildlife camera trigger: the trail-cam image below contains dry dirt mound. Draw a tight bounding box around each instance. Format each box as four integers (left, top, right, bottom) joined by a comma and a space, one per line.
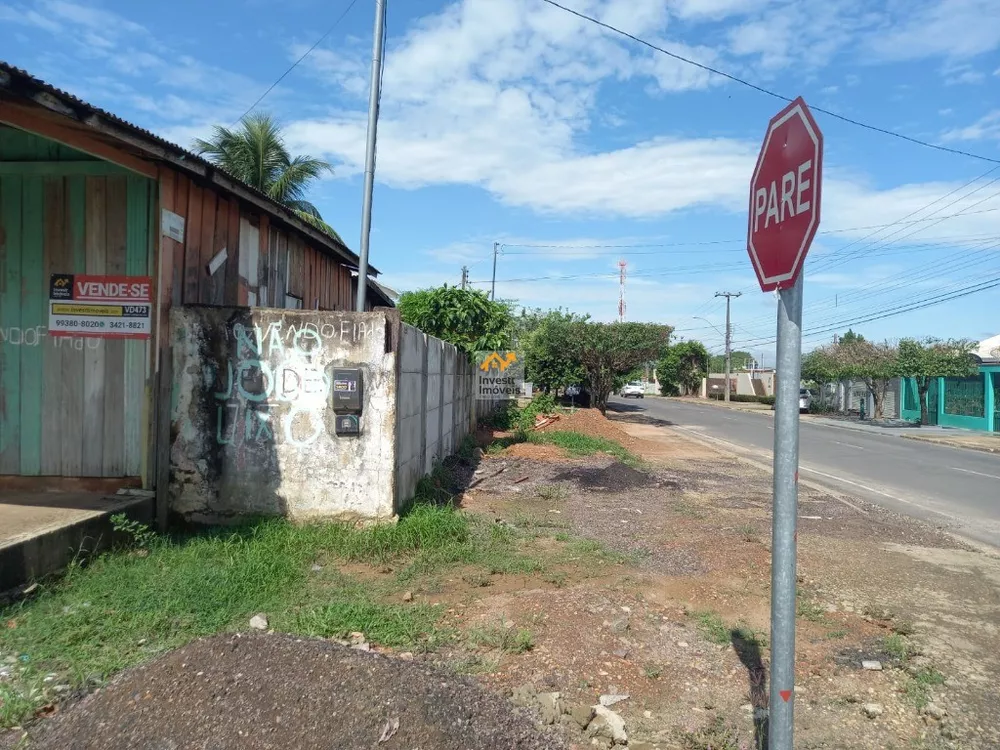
22, 633, 562, 750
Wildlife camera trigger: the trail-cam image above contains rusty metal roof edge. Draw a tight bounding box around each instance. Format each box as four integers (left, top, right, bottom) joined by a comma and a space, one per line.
0, 61, 378, 276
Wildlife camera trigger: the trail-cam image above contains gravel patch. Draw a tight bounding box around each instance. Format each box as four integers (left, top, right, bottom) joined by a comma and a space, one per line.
21, 633, 563, 750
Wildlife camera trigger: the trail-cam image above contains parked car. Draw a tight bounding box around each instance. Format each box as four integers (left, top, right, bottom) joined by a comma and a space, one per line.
620, 382, 645, 399
771, 388, 814, 412
799, 388, 812, 412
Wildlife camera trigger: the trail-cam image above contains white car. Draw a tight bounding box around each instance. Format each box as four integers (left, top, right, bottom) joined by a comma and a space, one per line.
620, 382, 645, 398
799, 388, 812, 412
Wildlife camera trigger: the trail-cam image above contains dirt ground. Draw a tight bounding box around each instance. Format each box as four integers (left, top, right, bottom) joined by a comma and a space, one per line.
448, 411, 1000, 749
18, 632, 562, 750
7, 408, 999, 749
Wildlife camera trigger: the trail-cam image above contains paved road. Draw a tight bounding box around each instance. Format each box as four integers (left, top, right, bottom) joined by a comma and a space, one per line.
609, 396, 1000, 549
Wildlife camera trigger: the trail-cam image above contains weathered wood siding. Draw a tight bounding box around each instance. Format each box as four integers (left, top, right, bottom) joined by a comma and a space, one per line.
0, 126, 152, 478
158, 170, 358, 311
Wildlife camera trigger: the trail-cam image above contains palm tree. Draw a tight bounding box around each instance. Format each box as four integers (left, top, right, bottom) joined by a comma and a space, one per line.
193, 113, 341, 240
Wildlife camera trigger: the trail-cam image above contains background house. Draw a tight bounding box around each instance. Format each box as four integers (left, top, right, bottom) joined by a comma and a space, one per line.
900, 335, 1000, 432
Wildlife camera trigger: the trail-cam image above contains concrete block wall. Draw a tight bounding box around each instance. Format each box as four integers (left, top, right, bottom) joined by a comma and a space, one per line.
394, 324, 480, 510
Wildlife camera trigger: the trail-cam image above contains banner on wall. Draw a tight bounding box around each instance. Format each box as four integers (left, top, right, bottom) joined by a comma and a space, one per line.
48, 274, 153, 339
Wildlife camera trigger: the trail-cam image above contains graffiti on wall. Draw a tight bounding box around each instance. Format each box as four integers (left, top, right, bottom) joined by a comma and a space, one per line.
206, 319, 372, 450
0, 326, 103, 350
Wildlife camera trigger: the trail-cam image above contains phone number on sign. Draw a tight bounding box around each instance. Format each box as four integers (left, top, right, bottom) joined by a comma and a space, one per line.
53, 320, 146, 330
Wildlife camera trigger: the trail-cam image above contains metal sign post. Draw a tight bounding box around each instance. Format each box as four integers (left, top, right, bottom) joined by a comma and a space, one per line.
745, 96, 823, 750
769, 274, 803, 748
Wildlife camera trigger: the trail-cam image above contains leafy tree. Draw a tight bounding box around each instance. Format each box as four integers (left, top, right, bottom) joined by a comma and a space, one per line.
897, 338, 978, 425
709, 350, 753, 373
564, 322, 672, 414
521, 310, 588, 394
193, 113, 340, 238
657, 341, 709, 396
839, 329, 866, 345
809, 339, 898, 419
397, 285, 515, 354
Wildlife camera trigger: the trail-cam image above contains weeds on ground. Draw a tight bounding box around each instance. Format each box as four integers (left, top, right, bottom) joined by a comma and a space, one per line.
527, 430, 640, 466
883, 633, 912, 661
643, 663, 663, 680
467, 620, 534, 654
110, 513, 158, 548
678, 715, 746, 750
736, 523, 758, 543
904, 667, 945, 709
536, 484, 567, 501
694, 611, 732, 646
796, 598, 827, 623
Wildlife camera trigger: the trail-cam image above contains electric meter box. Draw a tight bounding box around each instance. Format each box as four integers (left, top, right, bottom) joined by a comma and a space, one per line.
331, 368, 363, 413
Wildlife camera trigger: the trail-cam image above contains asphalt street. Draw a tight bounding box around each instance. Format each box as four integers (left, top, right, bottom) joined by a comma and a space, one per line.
609, 396, 1000, 549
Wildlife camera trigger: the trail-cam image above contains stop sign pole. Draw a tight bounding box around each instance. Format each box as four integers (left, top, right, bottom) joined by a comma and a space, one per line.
746, 97, 823, 750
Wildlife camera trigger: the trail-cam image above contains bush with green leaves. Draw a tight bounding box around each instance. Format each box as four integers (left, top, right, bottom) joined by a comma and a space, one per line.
398, 286, 515, 355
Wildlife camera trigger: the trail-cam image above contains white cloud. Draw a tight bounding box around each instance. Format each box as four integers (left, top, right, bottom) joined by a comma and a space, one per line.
866, 0, 1000, 61
942, 62, 986, 85
670, 0, 768, 20
942, 111, 1000, 142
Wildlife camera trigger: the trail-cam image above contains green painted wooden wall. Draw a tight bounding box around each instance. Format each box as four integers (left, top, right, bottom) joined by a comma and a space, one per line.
0, 126, 153, 477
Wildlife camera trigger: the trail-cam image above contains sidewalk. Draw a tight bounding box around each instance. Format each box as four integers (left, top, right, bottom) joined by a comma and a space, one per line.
805, 415, 1000, 454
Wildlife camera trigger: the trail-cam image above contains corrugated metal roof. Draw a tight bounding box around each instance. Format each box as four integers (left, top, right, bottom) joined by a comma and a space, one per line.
0, 60, 376, 274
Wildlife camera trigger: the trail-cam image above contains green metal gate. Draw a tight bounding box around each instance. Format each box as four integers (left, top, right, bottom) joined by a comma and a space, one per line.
993, 374, 1000, 433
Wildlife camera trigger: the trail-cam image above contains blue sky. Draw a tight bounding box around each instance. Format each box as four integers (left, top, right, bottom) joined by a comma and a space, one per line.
3, 0, 1000, 361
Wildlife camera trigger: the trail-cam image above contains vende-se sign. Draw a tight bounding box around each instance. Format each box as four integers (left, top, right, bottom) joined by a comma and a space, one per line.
746, 97, 823, 292
48, 274, 153, 339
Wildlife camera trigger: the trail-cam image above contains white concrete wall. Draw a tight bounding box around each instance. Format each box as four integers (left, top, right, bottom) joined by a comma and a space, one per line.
170, 308, 398, 523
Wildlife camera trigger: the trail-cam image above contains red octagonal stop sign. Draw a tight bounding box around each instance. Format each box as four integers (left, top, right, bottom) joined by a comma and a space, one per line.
747, 97, 823, 292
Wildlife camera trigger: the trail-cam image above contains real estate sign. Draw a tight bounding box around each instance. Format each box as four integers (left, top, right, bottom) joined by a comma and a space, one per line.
48, 274, 153, 339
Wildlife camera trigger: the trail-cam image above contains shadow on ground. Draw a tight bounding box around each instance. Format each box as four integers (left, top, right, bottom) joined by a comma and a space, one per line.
606, 402, 675, 428
731, 629, 769, 749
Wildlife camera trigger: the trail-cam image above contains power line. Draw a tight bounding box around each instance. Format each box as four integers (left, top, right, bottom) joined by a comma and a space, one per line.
235, 0, 361, 123
499, 204, 1000, 255
735, 274, 1000, 349
538, 0, 1000, 165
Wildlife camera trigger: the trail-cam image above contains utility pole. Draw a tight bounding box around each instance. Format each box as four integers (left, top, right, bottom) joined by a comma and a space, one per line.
460, 266, 469, 290
490, 242, 499, 300
715, 291, 742, 402
354, 0, 386, 312
618, 259, 627, 322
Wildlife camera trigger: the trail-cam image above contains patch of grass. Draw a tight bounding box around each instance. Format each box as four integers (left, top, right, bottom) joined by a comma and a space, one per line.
527, 430, 640, 466
826, 629, 849, 640
643, 663, 663, 680
542, 571, 568, 588
693, 611, 731, 646
732, 622, 768, 650
796, 598, 827, 623
461, 571, 493, 588
452, 654, 500, 675
536, 484, 567, 501
291, 597, 444, 648
554, 532, 571, 543
467, 620, 534, 654
905, 667, 945, 709
736, 523, 758, 542
0, 495, 540, 729
678, 715, 744, 750
883, 633, 912, 661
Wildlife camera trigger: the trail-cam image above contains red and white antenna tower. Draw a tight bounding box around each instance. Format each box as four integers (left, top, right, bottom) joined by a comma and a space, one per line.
618, 259, 627, 322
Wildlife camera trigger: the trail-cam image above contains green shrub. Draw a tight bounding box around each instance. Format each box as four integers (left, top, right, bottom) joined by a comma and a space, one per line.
707, 393, 774, 405
518, 393, 557, 431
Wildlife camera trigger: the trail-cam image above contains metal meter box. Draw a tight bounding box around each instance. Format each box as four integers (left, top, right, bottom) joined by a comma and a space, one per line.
335, 414, 360, 436
331, 368, 363, 413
